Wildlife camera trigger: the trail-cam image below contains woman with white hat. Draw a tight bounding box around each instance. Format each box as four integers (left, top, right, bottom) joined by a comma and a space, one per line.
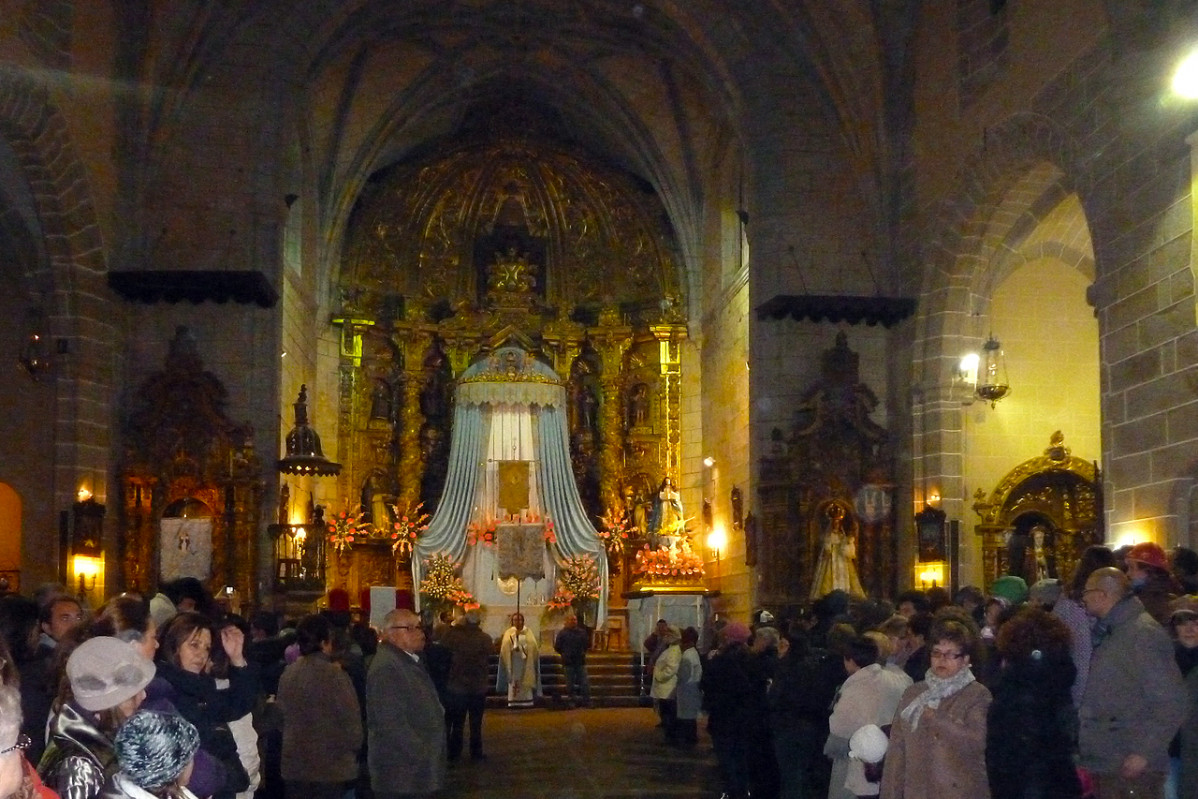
38, 636, 155, 799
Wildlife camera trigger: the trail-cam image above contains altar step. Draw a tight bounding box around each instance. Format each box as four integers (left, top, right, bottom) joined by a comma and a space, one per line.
484, 651, 650, 709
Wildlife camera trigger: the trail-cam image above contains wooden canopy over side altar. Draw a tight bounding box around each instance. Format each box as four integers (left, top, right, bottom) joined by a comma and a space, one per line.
120, 327, 264, 602
971, 431, 1102, 588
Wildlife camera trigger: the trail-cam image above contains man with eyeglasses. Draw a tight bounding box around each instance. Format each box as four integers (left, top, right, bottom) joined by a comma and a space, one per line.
366, 609, 447, 799
1079, 566, 1185, 799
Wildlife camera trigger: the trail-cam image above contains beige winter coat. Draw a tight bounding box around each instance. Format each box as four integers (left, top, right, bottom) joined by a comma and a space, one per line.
879, 679, 992, 799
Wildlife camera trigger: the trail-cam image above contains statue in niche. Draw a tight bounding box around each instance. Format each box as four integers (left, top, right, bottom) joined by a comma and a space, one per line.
419, 424, 449, 513
627, 383, 650, 429
810, 503, 864, 599
360, 472, 392, 529
571, 432, 601, 519
370, 379, 393, 421
420, 345, 453, 423
1007, 518, 1057, 582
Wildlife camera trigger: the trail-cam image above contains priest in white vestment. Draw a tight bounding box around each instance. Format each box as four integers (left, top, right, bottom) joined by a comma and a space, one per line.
497, 613, 541, 708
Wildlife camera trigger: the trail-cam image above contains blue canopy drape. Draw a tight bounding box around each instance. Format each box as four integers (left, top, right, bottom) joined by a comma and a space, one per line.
412, 346, 607, 620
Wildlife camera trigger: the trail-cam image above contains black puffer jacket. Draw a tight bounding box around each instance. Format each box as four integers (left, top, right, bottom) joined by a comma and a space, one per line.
155, 661, 259, 799
985, 654, 1082, 799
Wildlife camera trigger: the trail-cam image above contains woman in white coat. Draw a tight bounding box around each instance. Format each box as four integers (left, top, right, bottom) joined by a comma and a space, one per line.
826, 635, 911, 799
650, 627, 682, 740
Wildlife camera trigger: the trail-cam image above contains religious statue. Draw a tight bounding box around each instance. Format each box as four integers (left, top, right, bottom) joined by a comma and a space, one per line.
496, 612, 541, 708
370, 379, 392, 421
648, 476, 685, 549
809, 503, 864, 599
627, 382, 649, 429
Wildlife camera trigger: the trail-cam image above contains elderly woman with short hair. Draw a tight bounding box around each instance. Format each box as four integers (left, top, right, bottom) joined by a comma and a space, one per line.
0, 683, 55, 799
880, 619, 992, 799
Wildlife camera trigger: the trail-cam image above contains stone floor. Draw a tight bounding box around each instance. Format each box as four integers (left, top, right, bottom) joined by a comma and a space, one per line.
442, 706, 721, 798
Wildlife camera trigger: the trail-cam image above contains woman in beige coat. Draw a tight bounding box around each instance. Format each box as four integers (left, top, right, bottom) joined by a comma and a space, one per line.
880, 618, 991, 799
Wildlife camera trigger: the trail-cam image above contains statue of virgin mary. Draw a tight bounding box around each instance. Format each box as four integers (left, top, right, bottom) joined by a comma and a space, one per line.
810, 503, 865, 599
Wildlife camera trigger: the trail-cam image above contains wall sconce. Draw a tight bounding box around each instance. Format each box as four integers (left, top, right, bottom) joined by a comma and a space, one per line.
72, 554, 102, 596
914, 561, 946, 589
17, 308, 52, 381
707, 524, 726, 589
72, 494, 105, 599
703, 456, 715, 468
975, 334, 1010, 408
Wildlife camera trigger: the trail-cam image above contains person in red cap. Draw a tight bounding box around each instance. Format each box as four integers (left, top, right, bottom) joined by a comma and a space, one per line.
1125, 542, 1181, 626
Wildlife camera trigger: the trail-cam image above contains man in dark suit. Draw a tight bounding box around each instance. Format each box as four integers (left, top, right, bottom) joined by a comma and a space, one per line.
367, 608, 447, 799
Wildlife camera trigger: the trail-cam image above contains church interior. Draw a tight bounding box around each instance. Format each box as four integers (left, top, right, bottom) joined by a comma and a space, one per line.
0, 1, 1195, 632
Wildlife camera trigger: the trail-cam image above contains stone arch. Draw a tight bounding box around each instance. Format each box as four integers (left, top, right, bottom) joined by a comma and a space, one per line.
0, 64, 114, 583
912, 111, 1094, 527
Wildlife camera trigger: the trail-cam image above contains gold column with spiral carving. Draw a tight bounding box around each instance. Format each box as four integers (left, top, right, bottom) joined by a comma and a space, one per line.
590, 306, 633, 512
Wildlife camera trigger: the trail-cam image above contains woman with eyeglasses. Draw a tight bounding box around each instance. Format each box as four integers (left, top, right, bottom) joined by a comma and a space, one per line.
0, 684, 55, 799
880, 618, 992, 799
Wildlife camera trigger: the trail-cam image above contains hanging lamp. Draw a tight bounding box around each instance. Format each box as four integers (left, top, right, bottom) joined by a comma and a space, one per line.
975, 334, 1010, 408
277, 384, 341, 476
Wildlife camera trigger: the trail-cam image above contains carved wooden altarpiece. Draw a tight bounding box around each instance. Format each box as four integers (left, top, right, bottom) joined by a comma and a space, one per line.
971, 431, 1102, 588
120, 327, 264, 601
757, 332, 897, 606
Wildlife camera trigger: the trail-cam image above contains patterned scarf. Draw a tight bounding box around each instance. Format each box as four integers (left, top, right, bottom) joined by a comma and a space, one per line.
900, 666, 976, 731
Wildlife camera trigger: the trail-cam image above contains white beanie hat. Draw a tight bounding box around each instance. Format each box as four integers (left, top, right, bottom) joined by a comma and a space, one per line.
849, 724, 889, 763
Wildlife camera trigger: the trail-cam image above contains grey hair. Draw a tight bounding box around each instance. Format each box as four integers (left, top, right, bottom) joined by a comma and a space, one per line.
381, 608, 418, 628
0, 684, 21, 748
753, 626, 780, 649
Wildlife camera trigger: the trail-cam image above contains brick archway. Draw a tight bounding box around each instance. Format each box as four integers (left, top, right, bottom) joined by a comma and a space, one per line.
0, 64, 115, 583
911, 110, 1092, 536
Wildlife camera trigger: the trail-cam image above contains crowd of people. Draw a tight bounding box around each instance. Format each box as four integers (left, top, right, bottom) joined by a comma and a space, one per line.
640, 541, 1194, 799
1, 539, 1197, 799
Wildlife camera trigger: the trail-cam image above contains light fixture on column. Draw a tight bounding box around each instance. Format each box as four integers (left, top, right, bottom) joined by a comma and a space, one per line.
17, 308, 52, 381
277, 385, 341, 476
975, 334, 1010, 408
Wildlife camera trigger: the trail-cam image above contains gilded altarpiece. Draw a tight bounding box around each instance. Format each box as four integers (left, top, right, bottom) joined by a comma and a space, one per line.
327, 128, 689, 601
757, 333, 897, 605
971, 432, 1102, 588
120, 328, 264, 601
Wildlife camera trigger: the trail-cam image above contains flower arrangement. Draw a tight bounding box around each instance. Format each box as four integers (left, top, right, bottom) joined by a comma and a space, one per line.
327, 505, 366, 556
633, 543, 705, 581
418, 553, 480, 611
597, 507, 633, 557
547, 554, 600, 612
388, 502, 430, 557
466, 519, 497, 548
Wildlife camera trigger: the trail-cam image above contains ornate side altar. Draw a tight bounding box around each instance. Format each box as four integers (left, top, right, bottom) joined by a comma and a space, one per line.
756, 332, 897, 604
972, 431, 1102, 587
120, 328, 264, 601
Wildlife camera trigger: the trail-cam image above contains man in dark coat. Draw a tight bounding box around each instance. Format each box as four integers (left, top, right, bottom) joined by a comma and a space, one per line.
367, 609, 447, 799
439, 609, 494, 761
1079, 567, 1186, 799
554, 612, 591, 707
